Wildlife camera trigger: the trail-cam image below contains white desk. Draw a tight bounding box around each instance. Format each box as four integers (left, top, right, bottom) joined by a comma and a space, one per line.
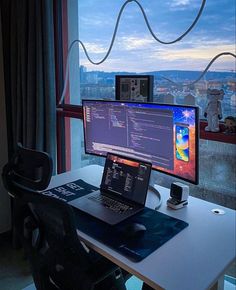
49, 165, 236, 290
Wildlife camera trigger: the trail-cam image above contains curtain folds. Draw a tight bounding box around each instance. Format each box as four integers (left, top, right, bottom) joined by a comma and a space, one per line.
1, 0, 57, 172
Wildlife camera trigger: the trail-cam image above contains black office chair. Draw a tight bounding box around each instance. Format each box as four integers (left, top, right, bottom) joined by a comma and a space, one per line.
2, 143, 53, 193
2, 143, 53, 248
2, 144, 127, 290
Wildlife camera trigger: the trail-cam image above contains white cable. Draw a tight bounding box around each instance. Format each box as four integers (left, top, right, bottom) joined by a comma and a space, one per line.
161, 52, 236, 87
148, 185, 162, 210
135, 0, 206, 45
58, 0, 206, 104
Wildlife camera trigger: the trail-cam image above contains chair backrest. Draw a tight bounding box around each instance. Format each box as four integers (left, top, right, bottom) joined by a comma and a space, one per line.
22, 191, 92, 269
2, 143, 53, 194
1, 143, 87, 261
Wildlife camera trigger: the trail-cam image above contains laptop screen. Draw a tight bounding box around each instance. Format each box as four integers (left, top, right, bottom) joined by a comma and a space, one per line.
100, 153, 152, 205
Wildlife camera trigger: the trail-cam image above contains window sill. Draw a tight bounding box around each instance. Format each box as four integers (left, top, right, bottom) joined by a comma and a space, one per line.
57, 104, 83, 119
200, 121, 236, 144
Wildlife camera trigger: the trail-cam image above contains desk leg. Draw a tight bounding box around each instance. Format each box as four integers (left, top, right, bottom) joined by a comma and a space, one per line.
210, 275, 224, 290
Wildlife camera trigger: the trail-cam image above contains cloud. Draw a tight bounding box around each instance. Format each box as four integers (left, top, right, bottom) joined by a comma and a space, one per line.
167, 0, 191, 10
170, 0, 191, 6
152, 44, 235, 60
167, 0, 201, 11
80, 16, 112, 27
147, 43, 236, 71
117, 36, 155, 50
81, 42, 108, 54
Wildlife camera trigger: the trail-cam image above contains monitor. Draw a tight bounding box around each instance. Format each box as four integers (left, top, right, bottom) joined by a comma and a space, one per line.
82, 100, 199, 184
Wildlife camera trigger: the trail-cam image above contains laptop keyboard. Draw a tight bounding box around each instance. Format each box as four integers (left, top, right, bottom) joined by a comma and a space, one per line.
88, 194, 132, 213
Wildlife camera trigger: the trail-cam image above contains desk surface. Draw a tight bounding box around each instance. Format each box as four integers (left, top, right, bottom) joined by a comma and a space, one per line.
49, 165, 236, 290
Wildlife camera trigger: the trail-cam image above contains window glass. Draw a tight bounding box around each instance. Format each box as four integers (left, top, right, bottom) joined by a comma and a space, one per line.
151, 139, 236, 209
68, 118, 105, 170
66, 0, 236, 120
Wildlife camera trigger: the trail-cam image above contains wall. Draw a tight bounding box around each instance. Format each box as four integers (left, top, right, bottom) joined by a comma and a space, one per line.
0, 8, 11, 233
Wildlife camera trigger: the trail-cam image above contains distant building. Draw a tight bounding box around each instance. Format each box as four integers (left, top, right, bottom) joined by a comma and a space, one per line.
86, 71, 98, 84
165, 93, 175, 104
80, 65, 87, 84
208, 80, 223, 89
105, 78, 114, 85
184, 93, 196, 105
231, 94, 236, 107
194, 80, 207, 90
227, 80, 236, 92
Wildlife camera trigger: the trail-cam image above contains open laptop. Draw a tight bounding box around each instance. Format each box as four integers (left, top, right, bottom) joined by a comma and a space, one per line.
69, 153, 152, 225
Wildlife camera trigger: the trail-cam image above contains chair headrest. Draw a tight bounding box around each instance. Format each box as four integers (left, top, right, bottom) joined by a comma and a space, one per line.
2, 143, 53, 192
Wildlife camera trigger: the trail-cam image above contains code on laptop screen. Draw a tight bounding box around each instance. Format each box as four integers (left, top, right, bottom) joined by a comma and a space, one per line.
101, 153, 151, 205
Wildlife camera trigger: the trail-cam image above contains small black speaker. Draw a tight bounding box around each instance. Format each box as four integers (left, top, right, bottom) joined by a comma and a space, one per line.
115, 75, 153, 102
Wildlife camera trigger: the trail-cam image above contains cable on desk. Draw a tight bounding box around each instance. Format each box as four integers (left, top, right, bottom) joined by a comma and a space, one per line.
148, 185, 162, 210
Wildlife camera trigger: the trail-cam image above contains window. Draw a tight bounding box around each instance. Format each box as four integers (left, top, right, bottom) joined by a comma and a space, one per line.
76, 0, 235, 113
56, 0, 236, 208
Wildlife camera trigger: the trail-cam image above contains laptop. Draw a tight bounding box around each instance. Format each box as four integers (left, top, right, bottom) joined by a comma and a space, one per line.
69, 153, 152, 225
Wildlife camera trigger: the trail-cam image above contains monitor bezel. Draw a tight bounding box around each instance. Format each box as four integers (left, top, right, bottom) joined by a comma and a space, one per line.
82, 99, 199, 185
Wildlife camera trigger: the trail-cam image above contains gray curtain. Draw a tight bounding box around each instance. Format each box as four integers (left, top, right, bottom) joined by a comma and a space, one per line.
1, 0, 56, 172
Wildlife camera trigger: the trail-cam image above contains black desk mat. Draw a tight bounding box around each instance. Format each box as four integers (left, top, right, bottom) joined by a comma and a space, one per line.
42, 179, 98, 202
42, 179, 188, 262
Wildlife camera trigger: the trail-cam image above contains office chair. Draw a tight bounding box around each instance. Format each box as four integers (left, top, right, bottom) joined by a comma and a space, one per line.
2, 144, 127, 290
2, 143, 53, 248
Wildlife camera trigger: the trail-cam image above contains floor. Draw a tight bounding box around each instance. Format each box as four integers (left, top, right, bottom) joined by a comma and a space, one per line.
0, 233, 32, 290
0, 232, 235, 290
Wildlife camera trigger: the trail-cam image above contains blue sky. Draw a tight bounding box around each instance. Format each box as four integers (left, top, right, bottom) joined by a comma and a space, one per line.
78, 0, 236, 72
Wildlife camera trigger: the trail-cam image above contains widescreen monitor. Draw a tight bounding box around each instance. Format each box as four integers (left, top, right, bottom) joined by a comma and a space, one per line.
82, 100, 199, 184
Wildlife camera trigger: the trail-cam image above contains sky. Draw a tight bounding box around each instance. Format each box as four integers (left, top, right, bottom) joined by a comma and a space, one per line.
77, 0, 236, 72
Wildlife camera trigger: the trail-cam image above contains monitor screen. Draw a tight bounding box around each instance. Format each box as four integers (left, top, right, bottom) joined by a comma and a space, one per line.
82, 100, 199, 184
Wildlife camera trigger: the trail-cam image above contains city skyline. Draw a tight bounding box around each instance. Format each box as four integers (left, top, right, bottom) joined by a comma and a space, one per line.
78, 0, 236, 73
78, 65, 236, 118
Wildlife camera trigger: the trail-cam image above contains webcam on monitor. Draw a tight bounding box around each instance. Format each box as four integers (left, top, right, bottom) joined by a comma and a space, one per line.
115, 75, 153, 102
